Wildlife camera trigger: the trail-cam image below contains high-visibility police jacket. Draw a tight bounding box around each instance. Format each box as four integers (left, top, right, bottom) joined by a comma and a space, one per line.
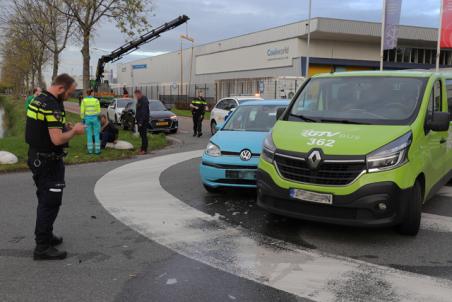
25, 91, 67, 152
80, 96, 101, 119
191, 97, 207, 114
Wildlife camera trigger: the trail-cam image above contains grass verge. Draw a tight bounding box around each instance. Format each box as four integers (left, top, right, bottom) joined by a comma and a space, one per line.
172, 108, 211, 120
0, 96, 168, 173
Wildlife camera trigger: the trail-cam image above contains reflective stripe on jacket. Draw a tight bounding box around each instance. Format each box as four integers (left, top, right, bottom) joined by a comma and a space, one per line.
80, 96, 101, 118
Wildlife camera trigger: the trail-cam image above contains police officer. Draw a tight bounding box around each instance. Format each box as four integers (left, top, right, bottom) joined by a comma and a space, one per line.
26, 74, 85, 260
80, 89, 101, 154
190, 91, 208, 137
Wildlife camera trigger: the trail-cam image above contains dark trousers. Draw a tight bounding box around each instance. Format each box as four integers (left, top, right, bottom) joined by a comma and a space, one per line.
100, 132, 115, 149
28, 151, 65, 247
193, 112, 204, 134
138, 124, 148, 152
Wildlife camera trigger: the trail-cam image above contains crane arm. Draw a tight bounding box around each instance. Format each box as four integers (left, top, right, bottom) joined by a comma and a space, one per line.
95, 15, 190, 88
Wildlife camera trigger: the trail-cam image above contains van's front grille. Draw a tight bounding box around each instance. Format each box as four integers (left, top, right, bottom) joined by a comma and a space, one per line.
274, 152, 366, 186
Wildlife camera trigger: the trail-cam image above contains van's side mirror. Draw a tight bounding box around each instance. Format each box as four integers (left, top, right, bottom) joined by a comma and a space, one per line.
428, 112, 450, 132
276, 107, 286, 120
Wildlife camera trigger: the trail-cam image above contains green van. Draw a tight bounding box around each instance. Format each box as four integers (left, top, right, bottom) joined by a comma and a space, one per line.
256, 71, 452, 235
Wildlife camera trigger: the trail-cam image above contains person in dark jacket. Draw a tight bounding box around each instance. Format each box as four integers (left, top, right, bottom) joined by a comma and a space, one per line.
100, 114, 118, 149
134, 89, 150, 155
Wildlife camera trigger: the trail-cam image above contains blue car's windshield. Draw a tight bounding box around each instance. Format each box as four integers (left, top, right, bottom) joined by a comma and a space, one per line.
223, 105, 286, 132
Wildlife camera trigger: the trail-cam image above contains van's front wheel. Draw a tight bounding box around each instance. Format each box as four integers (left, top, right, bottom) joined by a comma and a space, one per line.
396, 181, 422, 236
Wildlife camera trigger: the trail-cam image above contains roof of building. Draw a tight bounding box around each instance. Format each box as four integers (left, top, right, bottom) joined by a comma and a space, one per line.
194, 17, 438, 55
121, 17, 440, 65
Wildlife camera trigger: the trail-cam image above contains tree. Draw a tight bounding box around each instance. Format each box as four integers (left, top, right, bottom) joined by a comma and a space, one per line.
52, 0, 152, 90
11, 0, 73, 81
0, 12, 49, 94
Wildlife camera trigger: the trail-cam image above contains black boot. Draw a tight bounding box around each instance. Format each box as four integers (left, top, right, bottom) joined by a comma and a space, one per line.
33, 245, 67, 261
197, 133, 203, 137
193, 132, 197, 137
50, 235, 63, 246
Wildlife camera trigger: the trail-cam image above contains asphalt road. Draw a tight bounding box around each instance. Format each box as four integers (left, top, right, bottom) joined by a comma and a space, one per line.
161, 159, 452, 280
3, 103, 452, 301
0, 120, 303, 302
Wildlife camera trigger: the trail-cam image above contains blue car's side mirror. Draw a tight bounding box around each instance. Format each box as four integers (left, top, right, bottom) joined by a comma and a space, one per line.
215, 123, 224, 131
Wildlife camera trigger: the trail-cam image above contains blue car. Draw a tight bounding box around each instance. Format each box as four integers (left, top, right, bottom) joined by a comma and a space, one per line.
200, 100, 290, 192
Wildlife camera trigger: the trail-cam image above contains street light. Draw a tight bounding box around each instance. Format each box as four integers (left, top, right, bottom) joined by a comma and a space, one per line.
180, 34, 195, 97
306, 0, 312, 77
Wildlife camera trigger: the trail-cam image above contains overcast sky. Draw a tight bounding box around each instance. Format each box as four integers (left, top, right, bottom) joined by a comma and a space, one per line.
52, 0, 442, 81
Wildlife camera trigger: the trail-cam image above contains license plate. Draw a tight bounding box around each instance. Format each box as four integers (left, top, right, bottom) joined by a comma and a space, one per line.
226, 170, 256, 179
156, 121, 169, 126
289, 189, 333, 205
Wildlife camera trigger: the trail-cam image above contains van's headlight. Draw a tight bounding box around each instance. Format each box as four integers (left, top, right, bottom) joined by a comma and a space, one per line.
367, 132, 412, 172
262, 133, 276, 163
205, 142, 221, 157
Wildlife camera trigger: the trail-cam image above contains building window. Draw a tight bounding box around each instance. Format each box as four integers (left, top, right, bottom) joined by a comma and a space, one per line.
383, 47, 452, 66
410, 49, 417, 63
418, 49, 425, 64
403, 48, 411, 63
426, 49, 434, 64
388, 49, 396, 62
396, 48, 403, 62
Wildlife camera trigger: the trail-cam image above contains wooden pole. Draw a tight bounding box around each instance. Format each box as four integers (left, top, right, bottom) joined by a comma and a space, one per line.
436, 0, 444, 71
380, 0, 387, 71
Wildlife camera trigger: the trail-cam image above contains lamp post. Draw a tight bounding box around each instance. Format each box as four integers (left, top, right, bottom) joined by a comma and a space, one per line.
306, 0, 312, 77
180, 34, 195, 98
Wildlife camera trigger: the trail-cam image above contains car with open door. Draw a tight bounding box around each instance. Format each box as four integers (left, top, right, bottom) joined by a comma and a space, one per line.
106, 98, 133, 125
121, 99, 179, 133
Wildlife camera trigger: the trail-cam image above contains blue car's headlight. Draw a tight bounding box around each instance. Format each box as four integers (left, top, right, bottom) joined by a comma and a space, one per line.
206, 142, 221, 157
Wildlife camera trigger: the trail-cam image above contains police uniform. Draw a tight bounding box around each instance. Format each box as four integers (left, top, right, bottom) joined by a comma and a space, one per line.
26, 91, 67, 252
192, 96, 207, 136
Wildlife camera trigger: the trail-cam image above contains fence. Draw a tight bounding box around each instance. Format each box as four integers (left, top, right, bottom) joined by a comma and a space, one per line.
113, 78, 305, 109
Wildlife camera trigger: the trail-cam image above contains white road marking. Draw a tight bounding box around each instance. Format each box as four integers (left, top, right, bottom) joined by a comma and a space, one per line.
95, 150, 452, 302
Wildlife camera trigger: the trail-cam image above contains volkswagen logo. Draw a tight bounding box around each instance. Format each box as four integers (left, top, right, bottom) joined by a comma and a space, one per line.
307, 150, 322, 169
240, 149, 252, 161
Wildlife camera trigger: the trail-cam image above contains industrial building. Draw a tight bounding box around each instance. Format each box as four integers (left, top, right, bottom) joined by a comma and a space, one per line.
116, 17, 451, 101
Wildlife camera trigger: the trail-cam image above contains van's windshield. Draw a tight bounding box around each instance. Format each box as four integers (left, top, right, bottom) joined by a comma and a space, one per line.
289, 76, 427, 125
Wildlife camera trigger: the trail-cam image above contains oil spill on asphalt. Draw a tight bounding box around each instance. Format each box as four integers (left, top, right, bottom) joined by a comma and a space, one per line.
327, 267, 398, 302
158, 157, 452, 281
159, 158, 318, 250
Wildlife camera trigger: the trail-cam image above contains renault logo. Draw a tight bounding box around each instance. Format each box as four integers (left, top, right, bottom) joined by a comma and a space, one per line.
307, 150, 322, 169
240, 149, 252, 161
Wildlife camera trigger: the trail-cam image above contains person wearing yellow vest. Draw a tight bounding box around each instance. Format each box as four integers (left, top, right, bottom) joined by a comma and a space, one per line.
80, 89, 101, 154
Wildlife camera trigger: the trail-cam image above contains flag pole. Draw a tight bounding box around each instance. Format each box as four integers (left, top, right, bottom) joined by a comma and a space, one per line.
306, 0, 312, 77
380, 0, 386, 71
436, 0, 444, 71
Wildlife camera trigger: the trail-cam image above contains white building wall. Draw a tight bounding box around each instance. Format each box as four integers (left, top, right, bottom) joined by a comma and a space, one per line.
116, 18, 437, 87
